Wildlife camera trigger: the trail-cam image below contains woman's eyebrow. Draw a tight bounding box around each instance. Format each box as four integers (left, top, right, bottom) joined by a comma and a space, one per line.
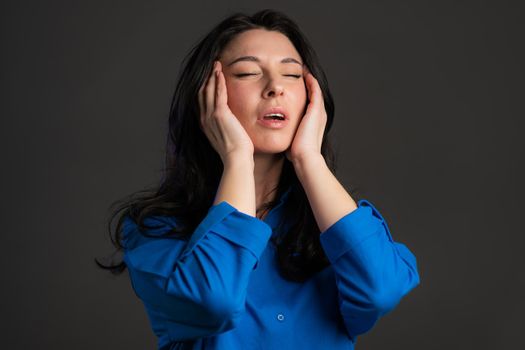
226, 56, 303, 67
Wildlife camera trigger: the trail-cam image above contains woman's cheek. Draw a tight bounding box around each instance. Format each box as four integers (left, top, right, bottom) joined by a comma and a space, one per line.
224, 82, 246, 116
223, 79, 238, 105
295, 84, 308, 110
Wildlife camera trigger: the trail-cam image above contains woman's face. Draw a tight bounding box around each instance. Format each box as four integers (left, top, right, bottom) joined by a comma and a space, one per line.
218, 29, 307, 155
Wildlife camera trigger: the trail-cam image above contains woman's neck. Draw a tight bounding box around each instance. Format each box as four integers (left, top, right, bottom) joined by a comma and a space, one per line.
254, 152, 285, 211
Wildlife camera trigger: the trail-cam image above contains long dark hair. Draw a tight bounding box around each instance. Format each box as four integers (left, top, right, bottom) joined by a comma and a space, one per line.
96, 8, 359, 283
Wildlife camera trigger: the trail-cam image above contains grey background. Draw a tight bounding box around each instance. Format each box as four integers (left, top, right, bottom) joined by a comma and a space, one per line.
2, 0, 523, 349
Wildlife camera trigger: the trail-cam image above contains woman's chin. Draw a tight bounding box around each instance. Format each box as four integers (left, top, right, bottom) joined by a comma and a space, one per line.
253, 145, 289, 156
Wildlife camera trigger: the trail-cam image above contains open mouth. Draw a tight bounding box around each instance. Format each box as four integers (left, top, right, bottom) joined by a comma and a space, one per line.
263, 114, 286, 121
259, 106, 288, 121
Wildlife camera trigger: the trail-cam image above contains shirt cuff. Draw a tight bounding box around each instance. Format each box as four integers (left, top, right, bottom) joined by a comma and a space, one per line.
319, 199, 389, 263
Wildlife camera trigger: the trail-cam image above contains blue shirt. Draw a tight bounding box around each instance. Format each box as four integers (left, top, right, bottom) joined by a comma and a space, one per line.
122, 187, 420, 349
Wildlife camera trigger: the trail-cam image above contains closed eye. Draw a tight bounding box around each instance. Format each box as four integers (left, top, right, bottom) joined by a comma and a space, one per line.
235, 73, 302, 78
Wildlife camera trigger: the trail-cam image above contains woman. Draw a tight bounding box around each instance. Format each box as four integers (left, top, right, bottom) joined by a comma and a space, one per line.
97, 9, 420, 350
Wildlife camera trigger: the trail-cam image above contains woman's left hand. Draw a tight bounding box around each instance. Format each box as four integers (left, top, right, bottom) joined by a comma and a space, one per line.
285, 67, 328, 163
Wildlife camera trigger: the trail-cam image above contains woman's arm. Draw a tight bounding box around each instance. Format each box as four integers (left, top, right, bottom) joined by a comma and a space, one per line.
292, 154, 358, 232
124, 202, 272, 341
123, 157, 269, 342
214, 154, 255, 216
293, 154, 420, 339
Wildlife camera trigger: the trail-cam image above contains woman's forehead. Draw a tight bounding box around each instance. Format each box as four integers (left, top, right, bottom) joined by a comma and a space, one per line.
224, 55, 303, 69
221, 30, 301, 63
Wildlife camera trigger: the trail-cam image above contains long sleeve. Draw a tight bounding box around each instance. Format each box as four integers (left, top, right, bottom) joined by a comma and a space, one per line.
319, 199, 420, 340
122, 200, 272, 342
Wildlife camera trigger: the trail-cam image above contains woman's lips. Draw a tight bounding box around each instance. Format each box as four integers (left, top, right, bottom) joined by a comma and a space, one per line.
259, 106, 289, 121
257, 118, 289, 129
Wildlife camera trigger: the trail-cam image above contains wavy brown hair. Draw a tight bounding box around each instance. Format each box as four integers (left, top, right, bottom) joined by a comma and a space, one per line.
96, 8, 360, 282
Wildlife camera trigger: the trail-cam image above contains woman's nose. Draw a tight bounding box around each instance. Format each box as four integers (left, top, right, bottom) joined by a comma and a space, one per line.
263, 79, 284, 98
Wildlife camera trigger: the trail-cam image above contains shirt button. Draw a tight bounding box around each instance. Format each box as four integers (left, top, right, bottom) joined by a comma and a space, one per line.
277, 313, 285, 321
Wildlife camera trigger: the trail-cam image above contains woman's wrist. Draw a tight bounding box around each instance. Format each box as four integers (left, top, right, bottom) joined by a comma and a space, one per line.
223, 151, 254, 169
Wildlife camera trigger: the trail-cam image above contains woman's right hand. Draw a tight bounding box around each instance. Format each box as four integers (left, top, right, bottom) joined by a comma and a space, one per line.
198, 60, 254, 163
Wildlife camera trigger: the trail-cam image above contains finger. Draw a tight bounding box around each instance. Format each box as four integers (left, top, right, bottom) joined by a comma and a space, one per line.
198, 80, 206, 118
205, 61, 218, 114
215, 62, 227, 108
303, 65, 310, 77
313, 75, 325, 108
306, 72, 324, 109
303, 67, 314, 98
199, 68, 214, 126
303, 72, 314, 106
